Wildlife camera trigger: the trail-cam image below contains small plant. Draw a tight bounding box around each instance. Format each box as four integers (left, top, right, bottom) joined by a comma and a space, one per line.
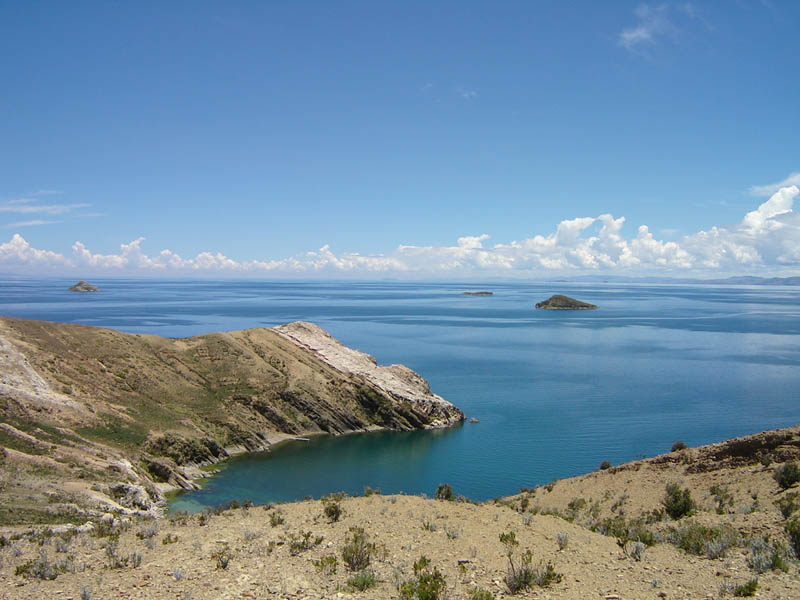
81, 586, 91, 600
399, 556, 447, 600
785, 517, 800, 555
444, 526, 460, 540
322, 493, 345, 523
288, 530, 323, 555
623, 540, 646, 561
313, 554, 338, 575
468, 588, 495, 600
136, 522, 158, 540
269, 510, 285, 527
668, 523, 739, 558
421, 519, 438, 532
732, 577, 758, 597
776, 492, 799, 518
173, 568, 184, 581
747, 536, 789, 573
15, 549, 62, 581
434, 483, 454, 501
671, 440, 687, 452
162, 533, 179, 545
556, 531, 568, 550
342, 527, 376, 571
662, 483, 696, 519
710, 484, 734, 514
774, 462, 800, 490
55, 538, 70, 553
347, 569, 378, 591
599, 460, 612, 470
211, 545, 232, 570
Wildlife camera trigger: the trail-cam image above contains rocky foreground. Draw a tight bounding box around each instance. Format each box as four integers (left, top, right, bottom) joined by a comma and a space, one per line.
0, 427, 799, 599
0, 317, 462, 525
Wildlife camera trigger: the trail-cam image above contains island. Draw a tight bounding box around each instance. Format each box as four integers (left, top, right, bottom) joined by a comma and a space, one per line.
462, 291, 493, 296
68, 280, 99, 292
535, 294, 597, 310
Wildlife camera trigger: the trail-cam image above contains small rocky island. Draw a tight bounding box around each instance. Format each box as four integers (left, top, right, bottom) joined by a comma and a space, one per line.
462, 291, 493, 296
535, 294, 597, 310
68, 280, 99, 292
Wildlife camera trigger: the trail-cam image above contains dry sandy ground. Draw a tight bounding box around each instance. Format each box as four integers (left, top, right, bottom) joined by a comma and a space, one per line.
0, 490, 798, 600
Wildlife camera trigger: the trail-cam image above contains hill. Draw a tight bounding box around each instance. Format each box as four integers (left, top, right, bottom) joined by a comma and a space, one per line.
1, 426, 799, 599
535, 295, 597, 310
0, 317, 462, 524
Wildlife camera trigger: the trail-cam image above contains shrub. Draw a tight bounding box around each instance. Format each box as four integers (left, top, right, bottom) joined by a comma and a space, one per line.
342, 527, 376, 571
269, 510, 285, 527
623, 541, 646, 561
774, 462, 800, 490
15, 549, 61, 581
211, 545, 232, 569
399, 556, 446, 600
162, 533, 179, 545
668, 523, 739, 558
313, 554, 338, 575
671, 440, 687, 452
710, 483, 733, 514
434, 483, 454, 501
289, 530, 323, 555
468, 589, 495, 600
136, 522, 158, 540
322, 493, 344, 523
556, 531, 569, 550
776, 492, 799, 519
733, 577, 758, 597
662, 483, 696, 519
785, 517, 800, 555
747, 536, 789, 573
347, 569, 378, 591
599, 460, 612, 470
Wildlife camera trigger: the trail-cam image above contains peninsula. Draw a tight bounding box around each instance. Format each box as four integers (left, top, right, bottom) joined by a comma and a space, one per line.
0, 316, 462, 523
462, 291, 493, 296
535, 294, 597, 310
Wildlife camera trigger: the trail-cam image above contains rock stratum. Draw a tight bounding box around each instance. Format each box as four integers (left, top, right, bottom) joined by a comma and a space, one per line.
0, 316, 462, 524
535, 294, 597, 310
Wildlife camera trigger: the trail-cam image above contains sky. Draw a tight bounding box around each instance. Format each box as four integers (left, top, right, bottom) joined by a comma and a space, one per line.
1, 1, 799, 279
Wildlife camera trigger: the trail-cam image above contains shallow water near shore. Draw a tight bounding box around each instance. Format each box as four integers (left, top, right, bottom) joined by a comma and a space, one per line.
2, 278, 799, 510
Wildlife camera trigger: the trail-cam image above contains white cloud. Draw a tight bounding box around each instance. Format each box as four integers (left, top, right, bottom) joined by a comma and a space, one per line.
0, 234, 72, 268
0, 202, 90, 215
3, 219, 61, 228
748, 172, 800, 197
3, 180, 800, 277
618, 3, 700, 52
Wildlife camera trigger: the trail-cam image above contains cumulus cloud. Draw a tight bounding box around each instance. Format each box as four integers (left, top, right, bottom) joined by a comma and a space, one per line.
749, 172, 800, 197
2, 182, 800, 277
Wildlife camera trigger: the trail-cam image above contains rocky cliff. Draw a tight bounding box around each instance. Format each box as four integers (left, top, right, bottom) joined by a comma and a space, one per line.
0, 317, 462, 524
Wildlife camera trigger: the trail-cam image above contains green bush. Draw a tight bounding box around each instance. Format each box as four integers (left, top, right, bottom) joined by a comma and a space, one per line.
671, 440, 687, 452
347, 569, 378, 591
342, 527, 376, 571
434, 483, 454, 501
322, 493, 345, 523
398, 556, 446, 600
776, 492, 799, 519
662, 483, 696, 519
468, 589, 495, 600
668, 523, 739, 558
313, 554, 338, 575
774, 462, 800, 490
599, 460, 612, 470
785, 517, 800, 555
733, 577, 758, 597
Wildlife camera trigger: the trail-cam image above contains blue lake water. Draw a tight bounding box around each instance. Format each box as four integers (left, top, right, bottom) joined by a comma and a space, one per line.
1, 277, 799, 511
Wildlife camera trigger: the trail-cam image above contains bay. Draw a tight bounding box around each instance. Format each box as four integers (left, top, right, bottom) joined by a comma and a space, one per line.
1, 277, 798, 510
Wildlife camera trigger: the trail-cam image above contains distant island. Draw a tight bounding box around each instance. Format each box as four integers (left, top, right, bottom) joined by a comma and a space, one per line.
68, 280, 98, 292
535, 294, 597, 310
462, 291, 493, 296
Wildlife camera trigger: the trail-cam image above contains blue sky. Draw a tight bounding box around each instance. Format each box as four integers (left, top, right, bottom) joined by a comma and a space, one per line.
1, 1, 799, 278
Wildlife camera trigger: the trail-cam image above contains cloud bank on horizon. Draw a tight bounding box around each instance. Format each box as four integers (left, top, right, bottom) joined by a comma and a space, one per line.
2, 179, 799, 279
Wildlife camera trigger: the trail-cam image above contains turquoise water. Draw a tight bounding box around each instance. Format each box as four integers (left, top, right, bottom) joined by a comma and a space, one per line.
1, 278, 798, 510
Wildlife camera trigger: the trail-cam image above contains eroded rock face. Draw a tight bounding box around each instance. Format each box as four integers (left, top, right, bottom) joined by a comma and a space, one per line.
274, 321, 463, 429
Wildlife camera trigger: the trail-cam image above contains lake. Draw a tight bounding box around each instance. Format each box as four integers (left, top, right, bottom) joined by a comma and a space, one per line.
1, 277, 798, 510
